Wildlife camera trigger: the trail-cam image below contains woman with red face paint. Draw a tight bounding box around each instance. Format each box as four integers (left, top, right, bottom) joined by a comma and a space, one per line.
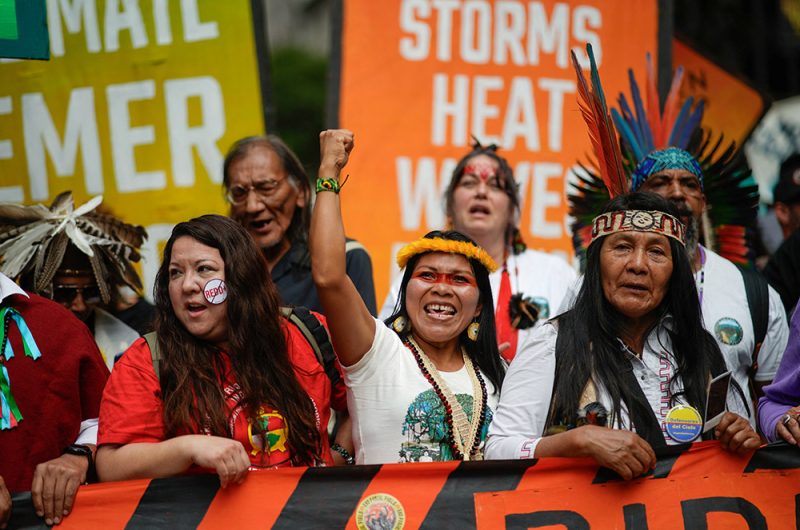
96, 215, 345, 486
311, 130, 505, 464
379, 141, 576, 362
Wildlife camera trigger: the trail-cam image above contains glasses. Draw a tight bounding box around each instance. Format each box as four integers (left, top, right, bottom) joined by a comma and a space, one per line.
52, 285, 101, 305
225, 178, 292, 205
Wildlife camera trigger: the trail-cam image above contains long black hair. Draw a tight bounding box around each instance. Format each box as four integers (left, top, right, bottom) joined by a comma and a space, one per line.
547, 192, 728, 433
385, 230, 505, 392
154, 214, 323, 465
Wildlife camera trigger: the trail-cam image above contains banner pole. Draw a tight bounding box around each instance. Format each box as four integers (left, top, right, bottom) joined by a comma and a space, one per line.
250, 0, 275, 132
326, 0, 343, 129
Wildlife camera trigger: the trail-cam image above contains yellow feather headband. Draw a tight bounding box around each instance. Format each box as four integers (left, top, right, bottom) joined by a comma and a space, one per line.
396, 237, 498, 273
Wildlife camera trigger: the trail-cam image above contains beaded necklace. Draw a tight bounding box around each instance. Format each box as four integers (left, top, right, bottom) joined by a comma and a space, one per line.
403, 336, 487, 460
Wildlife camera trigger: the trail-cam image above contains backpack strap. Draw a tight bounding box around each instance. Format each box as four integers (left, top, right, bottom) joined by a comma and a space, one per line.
740, 268, 769, 379
281, 306, 341, 387
144, 331, 160, 380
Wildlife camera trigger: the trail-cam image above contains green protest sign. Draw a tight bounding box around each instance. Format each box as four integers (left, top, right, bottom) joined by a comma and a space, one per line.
0, 0, 19, 40
0, 0, 48, 60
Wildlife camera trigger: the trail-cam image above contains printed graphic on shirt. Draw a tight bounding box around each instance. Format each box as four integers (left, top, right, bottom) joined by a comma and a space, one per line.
398, 389, 493, 462
225, 382, 295, 468
714, 317, 743, 345
247, 409, 289, 456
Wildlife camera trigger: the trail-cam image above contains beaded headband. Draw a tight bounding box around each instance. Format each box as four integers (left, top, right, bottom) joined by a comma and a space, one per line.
396, 237, 498, 273
631, 147, 704, 192
591, 210, 686, 246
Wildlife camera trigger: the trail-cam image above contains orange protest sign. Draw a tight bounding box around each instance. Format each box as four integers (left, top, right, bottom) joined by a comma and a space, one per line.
11, 441, 797, 529
338, 0, 658, 300
476, 472, 799, 528
673, 38, 768, 146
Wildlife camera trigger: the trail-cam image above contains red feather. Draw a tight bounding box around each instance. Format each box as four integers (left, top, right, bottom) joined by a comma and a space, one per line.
660, 67, 685, 145
570, 46, 627, 198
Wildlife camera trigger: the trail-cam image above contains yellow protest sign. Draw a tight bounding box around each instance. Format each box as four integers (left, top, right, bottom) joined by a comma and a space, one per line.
0, 0, 265, 292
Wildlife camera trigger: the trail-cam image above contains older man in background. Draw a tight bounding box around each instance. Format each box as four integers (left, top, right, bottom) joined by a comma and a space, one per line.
223, 135, 377, 315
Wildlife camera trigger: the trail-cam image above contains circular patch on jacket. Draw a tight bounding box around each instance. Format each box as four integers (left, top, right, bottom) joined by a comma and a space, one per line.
714, 317, 743, 345
664, 405, 702, 443
531, 296, 550, 319
356, 493, 406, 530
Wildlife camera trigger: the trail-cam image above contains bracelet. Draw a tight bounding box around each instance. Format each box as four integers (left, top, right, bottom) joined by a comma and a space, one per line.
316, 174, 350, 194
331, 442, 355, 465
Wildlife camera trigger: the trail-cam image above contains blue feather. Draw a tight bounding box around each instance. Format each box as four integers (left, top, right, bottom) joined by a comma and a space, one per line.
627, 69, 654, 154
681, 99, 705, 146
617, 95, 639, 142
612, 108, 645, 161
588, 44, 609, 115
667, 97, 694, 148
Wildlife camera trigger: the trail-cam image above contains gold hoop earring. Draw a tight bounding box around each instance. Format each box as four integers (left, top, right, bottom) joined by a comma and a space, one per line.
467, 321, 480, 341
392, 315, 409, 334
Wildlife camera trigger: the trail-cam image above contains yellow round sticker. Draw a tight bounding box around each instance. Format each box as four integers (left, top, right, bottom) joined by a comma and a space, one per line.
664, 405, 703, 443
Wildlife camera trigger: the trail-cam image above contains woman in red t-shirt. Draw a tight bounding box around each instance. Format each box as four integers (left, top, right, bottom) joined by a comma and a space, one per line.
96, 215, 333, 486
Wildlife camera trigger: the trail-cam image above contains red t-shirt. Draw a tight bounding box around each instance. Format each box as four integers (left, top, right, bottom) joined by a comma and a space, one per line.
0, 293, 109, 492
98, 318, 344, 468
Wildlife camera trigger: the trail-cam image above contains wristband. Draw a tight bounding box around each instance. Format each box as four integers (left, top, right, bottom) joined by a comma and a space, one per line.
316, 177, 341, 194
331, 442, 355, 465
316, 174, 350, 194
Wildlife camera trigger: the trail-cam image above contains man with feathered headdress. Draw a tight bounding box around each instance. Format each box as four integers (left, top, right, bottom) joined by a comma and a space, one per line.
0, 192, 150, 369
568, 50, 789, 427
0, 192, 115, 525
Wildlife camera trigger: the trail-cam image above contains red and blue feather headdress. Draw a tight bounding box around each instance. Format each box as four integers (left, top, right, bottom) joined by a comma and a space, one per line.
568, 46, 759, 270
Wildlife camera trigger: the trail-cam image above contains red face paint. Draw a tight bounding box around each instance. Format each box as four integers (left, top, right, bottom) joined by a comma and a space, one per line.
464, 161, 498, 182
411, 270, 477, 287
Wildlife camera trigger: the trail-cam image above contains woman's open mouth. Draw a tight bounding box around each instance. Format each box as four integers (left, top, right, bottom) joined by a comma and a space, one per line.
425, 303, 456, 320
469, 205, 491, 216
186, 302, 207, 316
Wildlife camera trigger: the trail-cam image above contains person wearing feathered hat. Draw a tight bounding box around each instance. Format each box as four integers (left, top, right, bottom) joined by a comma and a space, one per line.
0, 193, 112, 525
567, 51, 789, 427
0, 192, 150, 370
486, 45, 760, 475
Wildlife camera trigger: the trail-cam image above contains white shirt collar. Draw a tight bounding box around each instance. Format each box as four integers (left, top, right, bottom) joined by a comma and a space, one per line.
0, 273, 29, 304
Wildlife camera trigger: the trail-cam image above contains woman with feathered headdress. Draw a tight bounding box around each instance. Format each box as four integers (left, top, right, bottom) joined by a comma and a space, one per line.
486, 45, 760, 477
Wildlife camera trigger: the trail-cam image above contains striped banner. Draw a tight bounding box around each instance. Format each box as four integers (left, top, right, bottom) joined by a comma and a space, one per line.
8, 441, 800, 529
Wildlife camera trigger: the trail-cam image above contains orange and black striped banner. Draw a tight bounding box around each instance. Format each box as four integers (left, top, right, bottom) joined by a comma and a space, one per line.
8, 441, 800, 529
